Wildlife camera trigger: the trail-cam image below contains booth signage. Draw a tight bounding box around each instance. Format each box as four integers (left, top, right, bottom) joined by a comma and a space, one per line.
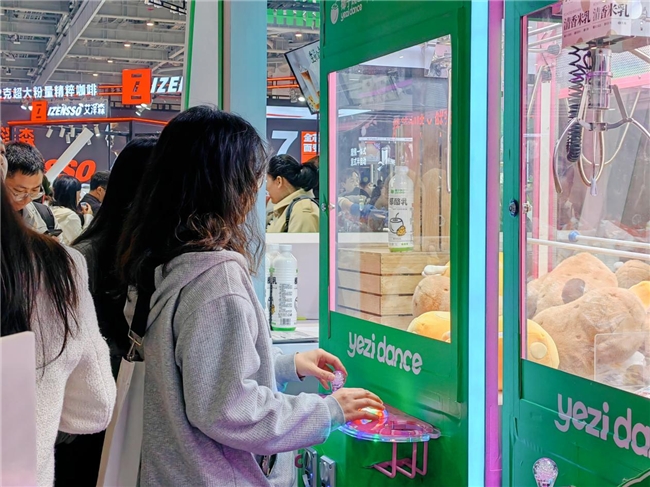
150, 76, 184, 94
46, 100, 108, 118
300, 131, 319, 162
30, 100, 48, 122
1, 84, 98, 101
122, 68, 152, 105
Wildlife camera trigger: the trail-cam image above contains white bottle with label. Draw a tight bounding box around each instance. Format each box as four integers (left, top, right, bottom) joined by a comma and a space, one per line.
271, 244, 298, 331
265, 244, 280, 324
388, 166, 414, 252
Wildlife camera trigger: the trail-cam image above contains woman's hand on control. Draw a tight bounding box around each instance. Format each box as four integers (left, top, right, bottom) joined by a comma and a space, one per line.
295, 349, 347, 390
331, 388, 384, 423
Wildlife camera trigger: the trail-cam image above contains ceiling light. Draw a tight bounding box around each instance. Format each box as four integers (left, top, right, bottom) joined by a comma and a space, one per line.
124, 43, 131, 48
6, 53, 15, 62
70, 126, 76, 138
46, 126, 53, 138
20, 101, 27, 110
65, 133, 71, 144
5, 67, 11, 75
11, 34, 20, 45
87, 138, 92, 146
28, 105, 33, 111
94, 124, 100, 137
298, 95, 305, 102
93, 73, 98, 77
296, 33, 303, 38
107, 59, 114, 63
59, 127, 66, 138
146, 20, 154, 26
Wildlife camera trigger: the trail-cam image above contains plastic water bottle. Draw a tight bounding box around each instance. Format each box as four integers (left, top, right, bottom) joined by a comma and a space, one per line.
271, 244, 298, 331
265, 244, 280, 324
388, 166, 414, 252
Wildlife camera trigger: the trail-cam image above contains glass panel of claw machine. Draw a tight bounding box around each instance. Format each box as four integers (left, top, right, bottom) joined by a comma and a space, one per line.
320, 33, 459, 486
512, 0, 650, 485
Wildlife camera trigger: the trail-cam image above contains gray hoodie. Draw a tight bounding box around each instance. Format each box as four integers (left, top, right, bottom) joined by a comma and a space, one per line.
140, 250, 344, 486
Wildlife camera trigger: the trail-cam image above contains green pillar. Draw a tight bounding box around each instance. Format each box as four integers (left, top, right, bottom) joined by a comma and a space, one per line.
183, 0, 268, 303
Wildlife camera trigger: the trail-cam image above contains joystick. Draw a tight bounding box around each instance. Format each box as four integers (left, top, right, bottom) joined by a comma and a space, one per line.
331, 370, 345, 392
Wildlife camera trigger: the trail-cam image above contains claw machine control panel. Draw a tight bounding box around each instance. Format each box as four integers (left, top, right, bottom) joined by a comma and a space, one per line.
305, 1, 499, 486
503, 0, 650, 486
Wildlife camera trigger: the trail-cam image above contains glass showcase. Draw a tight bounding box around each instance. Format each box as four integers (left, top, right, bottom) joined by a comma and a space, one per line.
330, 36, 454, 341
522, 6, 650, 395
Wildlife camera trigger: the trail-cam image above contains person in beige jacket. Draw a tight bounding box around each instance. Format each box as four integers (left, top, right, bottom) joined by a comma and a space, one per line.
266, 154, 319, 233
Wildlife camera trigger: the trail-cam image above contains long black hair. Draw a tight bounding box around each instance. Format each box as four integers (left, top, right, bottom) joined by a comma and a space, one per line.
119, 106, 268, 292
73, 136, 157, 283
52, 174, 82, 213
268, 154, 318, 192
1, 181, 78, 364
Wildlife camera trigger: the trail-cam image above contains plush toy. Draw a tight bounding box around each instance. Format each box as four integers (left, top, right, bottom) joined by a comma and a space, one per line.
407, 311, 451, 342
408, 312, 559, 391
527, 252, 617, 317
630, 281, 650, 311
412, 275, 450, 317
533, 287, 647, 380
617, 260, 650, 289
497, 317, 559, 391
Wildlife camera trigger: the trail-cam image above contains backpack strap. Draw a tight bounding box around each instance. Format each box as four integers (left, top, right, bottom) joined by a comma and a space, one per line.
284, 195, 319, 233
33, 202, 55, 231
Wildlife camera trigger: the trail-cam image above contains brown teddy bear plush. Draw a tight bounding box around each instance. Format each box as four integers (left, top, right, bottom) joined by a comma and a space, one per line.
412, 275, 450, 317
616, 260, 650, 289
526, 252, 617, 318
533, 287, 647, 380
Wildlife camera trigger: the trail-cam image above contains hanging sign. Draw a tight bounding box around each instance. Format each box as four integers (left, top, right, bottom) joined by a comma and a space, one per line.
46, 99, 108, 118
562, 0, 650, 48
122, 68, 152, 105
30, 100, 48, 122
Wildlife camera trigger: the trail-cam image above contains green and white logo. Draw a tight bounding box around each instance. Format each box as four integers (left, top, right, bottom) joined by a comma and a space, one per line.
330, 1, 339, 24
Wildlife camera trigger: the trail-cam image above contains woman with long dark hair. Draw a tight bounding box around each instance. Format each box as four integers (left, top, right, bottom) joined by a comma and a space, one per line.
73, 136, 157, 373
51, 175, 93, 245
266, 154, 319, 233
50, 137, 157, 487
118, 106, 382, 486
0, 181, 115, 486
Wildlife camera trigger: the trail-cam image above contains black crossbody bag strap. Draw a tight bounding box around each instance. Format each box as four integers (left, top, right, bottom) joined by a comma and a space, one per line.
284, 196, 319, 233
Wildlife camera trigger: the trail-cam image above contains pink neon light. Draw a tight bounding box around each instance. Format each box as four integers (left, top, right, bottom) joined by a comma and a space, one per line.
373, 442, 429, 479
520, 17, 530, 360
548, 53, 558, 274
328, 73, 338, 312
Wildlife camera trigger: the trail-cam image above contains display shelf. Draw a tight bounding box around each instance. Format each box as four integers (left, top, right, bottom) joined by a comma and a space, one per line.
338, 405, 440, 480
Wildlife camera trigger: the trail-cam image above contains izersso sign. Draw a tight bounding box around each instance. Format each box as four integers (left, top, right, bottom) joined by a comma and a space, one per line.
47, 100, 108, 118
1, 76, 184, 101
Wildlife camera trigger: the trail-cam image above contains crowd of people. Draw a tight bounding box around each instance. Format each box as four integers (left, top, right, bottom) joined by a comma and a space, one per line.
0, 106, 383, 487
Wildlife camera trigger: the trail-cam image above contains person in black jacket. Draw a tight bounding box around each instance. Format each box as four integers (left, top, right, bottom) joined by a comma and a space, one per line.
80, 170, 109, 214
53, 137, 156, 487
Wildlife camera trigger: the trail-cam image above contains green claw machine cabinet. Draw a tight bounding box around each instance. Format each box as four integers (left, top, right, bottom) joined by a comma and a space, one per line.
302, 1, 499, 486
502, 0, 650, 486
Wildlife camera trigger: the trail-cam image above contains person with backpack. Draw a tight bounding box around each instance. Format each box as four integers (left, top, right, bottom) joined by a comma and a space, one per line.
5, 142, 61, 236
266, 154, 320, 233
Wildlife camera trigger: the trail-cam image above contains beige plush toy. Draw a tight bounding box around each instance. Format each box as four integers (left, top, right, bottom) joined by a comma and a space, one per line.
533, 287, 647, 380
527, 252, 617, 317
616, 260, 650, 289
412, 275, 450, 317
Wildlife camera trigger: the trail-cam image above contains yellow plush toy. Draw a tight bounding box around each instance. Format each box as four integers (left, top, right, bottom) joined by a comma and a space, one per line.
408, 312, 559, 391
407, 311, 451, 342
630, 281, 650, 310
497, 317, 559, 391
433, 253, 502, 295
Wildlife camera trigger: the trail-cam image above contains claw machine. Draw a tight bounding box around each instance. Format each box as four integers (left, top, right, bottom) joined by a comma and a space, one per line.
502, 1, 650, 486
305, 1, 501, 486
